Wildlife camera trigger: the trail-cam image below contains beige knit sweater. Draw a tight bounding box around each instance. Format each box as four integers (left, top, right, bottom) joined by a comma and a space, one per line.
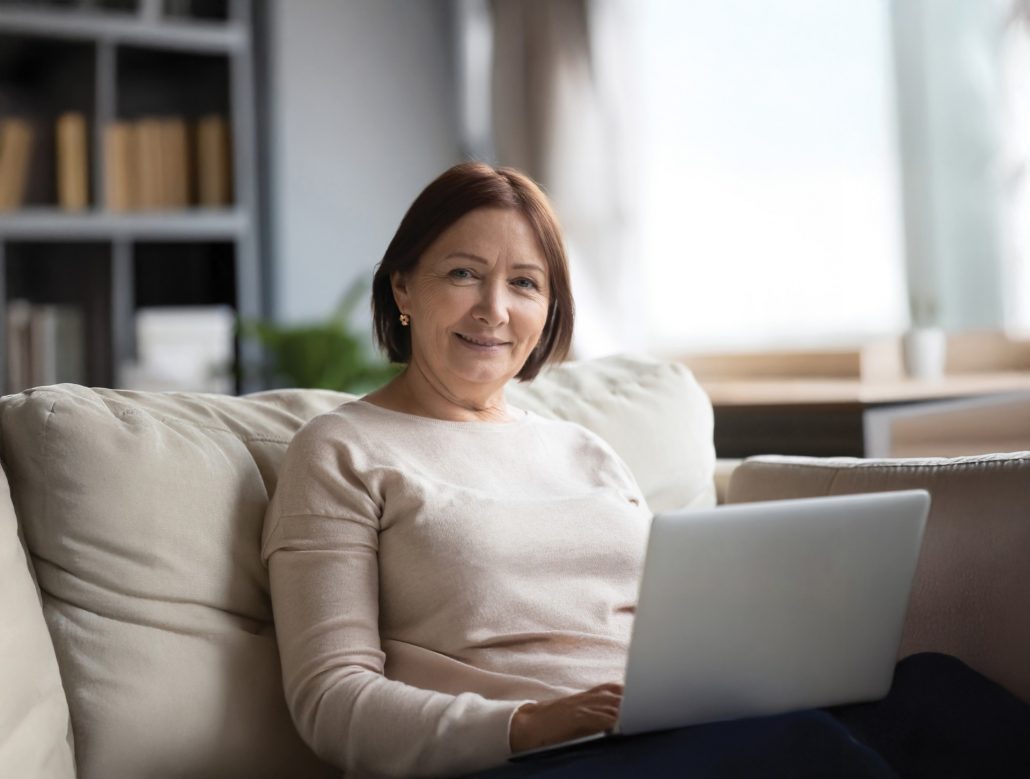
262, 400, 651, 778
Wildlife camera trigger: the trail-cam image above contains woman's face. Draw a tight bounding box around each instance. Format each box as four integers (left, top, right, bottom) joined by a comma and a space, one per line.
392, 207, 550, 397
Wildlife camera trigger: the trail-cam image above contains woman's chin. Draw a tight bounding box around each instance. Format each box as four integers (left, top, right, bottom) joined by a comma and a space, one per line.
447, 358, 520, 388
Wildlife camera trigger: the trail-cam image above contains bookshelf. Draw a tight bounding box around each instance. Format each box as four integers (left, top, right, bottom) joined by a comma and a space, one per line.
0, 0, 262, 394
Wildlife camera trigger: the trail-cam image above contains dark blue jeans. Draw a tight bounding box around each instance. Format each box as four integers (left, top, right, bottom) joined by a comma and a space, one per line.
463, 653, 1030, 778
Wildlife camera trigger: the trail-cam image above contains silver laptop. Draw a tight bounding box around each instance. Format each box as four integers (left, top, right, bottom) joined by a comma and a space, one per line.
512, 489, 930, 760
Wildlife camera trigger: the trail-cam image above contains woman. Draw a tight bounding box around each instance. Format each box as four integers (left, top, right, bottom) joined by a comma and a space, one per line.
263, 163, 1030, 779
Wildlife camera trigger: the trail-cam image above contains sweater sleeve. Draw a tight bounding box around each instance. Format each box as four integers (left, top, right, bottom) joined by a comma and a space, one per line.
262, 417, 525, 778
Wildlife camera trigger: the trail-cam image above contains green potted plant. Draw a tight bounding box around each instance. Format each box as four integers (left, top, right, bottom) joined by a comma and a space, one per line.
239, 279, 400, 393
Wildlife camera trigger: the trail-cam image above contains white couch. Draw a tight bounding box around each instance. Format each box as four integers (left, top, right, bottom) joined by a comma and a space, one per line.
2, 354, 1027, 778
1, 355, 715, 778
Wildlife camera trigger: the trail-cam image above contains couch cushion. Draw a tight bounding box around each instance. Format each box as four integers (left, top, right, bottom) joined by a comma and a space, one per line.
0, 386, 348, 779
0, 462, 75, 779
508, 355, 716, 512
0, 354, 714, 778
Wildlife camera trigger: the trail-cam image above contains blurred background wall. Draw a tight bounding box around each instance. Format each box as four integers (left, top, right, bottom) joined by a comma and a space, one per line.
2, 0, 1028, 393
261, 0, 1027, 356
264, 0, 462, 326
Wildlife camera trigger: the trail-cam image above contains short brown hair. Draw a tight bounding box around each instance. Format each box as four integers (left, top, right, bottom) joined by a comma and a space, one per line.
371, 162, 574, 381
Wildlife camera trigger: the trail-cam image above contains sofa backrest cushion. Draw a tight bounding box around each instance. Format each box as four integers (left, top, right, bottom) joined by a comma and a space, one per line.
0, 463, 75, 778
508, 355, 716, 512
0, 355, 713, 778
0, 385, 347, 779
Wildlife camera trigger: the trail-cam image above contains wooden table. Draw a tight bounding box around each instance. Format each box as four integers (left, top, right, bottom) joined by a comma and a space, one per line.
700, 373, 1030, 458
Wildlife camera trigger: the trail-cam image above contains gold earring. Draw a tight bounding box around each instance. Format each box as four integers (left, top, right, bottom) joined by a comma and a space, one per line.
399, 313, 410, 326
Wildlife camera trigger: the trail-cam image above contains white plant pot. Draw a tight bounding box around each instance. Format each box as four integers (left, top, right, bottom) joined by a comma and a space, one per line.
901, 327, 947, 380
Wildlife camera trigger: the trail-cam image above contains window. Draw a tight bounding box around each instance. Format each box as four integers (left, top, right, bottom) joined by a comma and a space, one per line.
633, 0, 907, 353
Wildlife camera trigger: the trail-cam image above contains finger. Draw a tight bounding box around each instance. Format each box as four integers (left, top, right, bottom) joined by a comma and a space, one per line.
571, 702, 616, 720
580, 690, 623, 706
568, 711, 616, 735
574, 703, 619, 721
582, 704, 618, 719
580, 687, 623, 701
570, 716, 617, 739
585, 682, 624, 694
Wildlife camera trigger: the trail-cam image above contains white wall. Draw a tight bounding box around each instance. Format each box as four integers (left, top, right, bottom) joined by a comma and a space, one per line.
267, 0, 463, 324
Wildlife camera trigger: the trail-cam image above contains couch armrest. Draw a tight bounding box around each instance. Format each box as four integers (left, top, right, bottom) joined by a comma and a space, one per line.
714, 458, 743, 505
726, 452, 1030, 705
0, 458, 75, 777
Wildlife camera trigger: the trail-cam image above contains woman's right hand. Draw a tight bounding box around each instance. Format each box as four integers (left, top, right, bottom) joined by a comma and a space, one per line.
508, 683, 623, 753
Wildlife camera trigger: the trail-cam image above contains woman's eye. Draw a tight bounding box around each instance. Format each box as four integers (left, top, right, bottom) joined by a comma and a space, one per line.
449, 268, 474, 280
513, 277, 539, 290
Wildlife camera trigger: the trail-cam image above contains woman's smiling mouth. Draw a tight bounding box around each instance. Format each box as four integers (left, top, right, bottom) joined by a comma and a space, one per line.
455, 333, 509, 349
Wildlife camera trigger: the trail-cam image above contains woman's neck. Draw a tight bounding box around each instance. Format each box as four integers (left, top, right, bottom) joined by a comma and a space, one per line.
364, 364, 515, 423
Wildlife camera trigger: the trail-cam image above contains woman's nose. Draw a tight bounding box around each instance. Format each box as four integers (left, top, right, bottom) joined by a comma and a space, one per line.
472, 282, 509, 325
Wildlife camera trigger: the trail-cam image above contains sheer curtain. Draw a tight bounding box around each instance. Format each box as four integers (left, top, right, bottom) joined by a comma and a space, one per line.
1002, 1, 1030, 335
891, 0, 1008, 336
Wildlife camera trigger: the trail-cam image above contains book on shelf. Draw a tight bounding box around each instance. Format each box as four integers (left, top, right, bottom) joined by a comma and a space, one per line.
56, 112, 89, 211
197, 114, 232, 207
104, 121, 133, 212
0, 118, 35, 211
104, 114, 229, 212
165, 117, 190, 208
4, 300, 86, 394
162, 117, 190, 208
134, 117, 161, 210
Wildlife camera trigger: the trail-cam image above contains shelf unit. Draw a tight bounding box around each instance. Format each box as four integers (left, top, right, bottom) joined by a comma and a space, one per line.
0, 0, 262, 393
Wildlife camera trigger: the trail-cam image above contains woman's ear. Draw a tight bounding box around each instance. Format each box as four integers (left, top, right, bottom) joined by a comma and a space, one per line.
391, 270, 411, 315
